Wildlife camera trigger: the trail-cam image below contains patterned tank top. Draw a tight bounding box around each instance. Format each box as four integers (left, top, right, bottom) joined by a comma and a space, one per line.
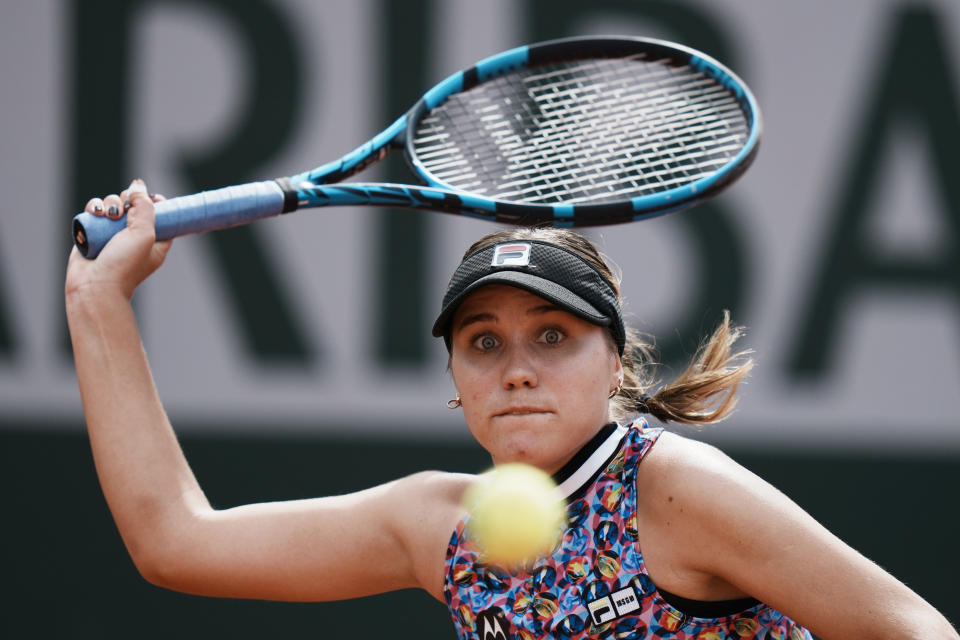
443, 421, 813, 639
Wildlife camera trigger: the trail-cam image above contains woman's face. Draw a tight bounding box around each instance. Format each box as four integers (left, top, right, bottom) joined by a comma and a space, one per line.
449, 284, 622, 473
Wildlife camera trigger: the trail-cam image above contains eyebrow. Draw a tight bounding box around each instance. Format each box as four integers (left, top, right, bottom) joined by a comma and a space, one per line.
455, 304, 564, 333
456, 312, 496, 333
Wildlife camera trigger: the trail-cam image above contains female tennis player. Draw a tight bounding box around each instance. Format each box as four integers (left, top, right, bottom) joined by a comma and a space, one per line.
65, 180, 958, 639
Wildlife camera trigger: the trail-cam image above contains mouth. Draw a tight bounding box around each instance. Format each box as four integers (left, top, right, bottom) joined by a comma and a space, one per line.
494, 407, 552, 417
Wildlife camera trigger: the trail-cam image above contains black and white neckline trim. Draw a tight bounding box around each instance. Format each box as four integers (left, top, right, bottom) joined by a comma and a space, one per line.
552, 422, 629, 501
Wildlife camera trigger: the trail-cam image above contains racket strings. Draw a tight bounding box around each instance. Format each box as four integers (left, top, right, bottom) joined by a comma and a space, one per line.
413, 55, 749, 204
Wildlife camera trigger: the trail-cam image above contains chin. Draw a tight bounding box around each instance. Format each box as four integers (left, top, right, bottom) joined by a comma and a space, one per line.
492, 439, 555, 470
474, 415, 562, 468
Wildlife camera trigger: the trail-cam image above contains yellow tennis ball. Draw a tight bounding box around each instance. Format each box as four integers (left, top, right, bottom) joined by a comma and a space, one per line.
463, 463, 566, 566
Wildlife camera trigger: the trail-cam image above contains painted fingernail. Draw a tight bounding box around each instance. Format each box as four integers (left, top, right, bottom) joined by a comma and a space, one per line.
93, 203, 103, 213
123, 199, 131, 211
107, 205, 119, 218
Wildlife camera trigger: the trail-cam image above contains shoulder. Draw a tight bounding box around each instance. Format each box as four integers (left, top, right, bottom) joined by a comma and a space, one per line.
634, 431, 787, 597
636, 430, 787, 529
388, 470, 476, 600
633, 433, 958, 637
636, 429, 752, 499
385, 470, 474, 537
390, 469, 477, 522
394, 469, 475, 497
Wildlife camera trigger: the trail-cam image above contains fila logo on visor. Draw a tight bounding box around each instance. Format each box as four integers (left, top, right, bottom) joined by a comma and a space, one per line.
491, 242, 531, 267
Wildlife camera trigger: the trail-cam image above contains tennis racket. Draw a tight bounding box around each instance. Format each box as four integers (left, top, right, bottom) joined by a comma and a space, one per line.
73, 35, 761, 259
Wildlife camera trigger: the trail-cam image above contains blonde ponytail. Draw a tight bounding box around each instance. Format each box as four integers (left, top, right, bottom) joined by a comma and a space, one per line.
612, 310, 753, 425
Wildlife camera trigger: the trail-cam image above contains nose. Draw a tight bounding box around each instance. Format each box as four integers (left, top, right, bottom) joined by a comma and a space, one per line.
501, 345, 538, 390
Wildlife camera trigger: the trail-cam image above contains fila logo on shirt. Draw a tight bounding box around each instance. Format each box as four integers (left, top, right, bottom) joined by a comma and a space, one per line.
587, 585, 641, 625
476, 608, 509, 640
491, 242, 532, 267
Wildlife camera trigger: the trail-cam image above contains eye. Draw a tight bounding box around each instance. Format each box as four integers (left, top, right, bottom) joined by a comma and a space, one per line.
472, 334, 500, 351
538, 327, 566, 346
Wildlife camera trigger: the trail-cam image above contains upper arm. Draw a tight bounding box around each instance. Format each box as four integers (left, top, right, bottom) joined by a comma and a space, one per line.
143, 471, 466, 603
637, 433, 958, 640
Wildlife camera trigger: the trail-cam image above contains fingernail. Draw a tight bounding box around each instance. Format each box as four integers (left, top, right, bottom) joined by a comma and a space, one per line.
93, 203, 103, 213
123, 199, 131, 211
107, 205, 119, 218
132, 178, 145, 186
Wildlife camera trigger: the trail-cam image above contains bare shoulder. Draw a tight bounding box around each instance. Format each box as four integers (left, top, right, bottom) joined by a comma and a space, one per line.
388, 470, 475, 601
640, 429, 739, 469
635, 432, 959, 638
636, 430, 759, 504
397, 469, 476, 496
634, 430, 790, 599
636, 430, 800, 543
390, 469, 475, 519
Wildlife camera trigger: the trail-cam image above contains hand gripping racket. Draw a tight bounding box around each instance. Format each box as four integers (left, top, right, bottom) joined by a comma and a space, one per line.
73, 35, 761, 258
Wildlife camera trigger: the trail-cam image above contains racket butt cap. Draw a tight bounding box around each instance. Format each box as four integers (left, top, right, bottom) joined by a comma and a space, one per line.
73, 218, 89, 257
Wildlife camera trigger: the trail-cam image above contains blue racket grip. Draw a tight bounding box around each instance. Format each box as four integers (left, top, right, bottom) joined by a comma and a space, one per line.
72, 180, 289, 259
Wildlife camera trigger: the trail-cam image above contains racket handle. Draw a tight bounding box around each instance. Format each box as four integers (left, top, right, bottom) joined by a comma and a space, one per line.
72, 180, 289, 259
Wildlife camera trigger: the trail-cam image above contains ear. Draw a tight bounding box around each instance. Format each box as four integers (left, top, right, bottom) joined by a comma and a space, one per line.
611, 350, 623, 385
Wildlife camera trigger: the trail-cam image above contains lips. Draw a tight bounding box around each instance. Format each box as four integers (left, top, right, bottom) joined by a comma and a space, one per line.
494, 407, 551, 417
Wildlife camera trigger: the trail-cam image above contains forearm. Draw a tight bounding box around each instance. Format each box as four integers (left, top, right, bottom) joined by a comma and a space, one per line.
66, 286, 210, 567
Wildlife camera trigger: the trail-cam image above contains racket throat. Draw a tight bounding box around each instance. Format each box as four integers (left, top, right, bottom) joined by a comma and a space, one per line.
274, 177, 300, 213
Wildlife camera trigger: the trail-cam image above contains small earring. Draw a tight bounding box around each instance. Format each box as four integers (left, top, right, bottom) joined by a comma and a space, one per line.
447, 393, 462, 409
608, 377, 623, 399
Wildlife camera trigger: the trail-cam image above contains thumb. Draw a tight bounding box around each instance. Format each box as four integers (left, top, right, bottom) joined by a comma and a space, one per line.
124, 179, 156, 239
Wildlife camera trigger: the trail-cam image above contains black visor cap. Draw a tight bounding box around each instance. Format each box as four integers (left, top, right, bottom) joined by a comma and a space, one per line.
432, 241, 625, 354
